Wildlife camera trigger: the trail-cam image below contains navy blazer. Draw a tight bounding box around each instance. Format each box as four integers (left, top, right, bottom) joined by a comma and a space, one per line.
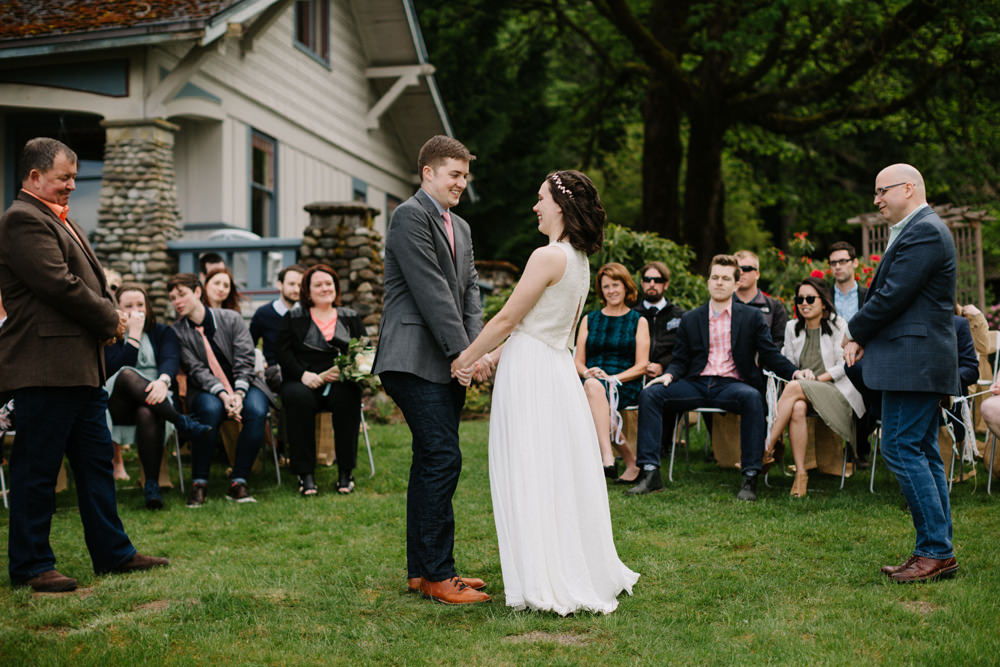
848, 206, 958, 395
104, 322, 181, 382
665, 301, 798, 392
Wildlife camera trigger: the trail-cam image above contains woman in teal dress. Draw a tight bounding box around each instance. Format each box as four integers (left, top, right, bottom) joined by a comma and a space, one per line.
575, 262, 650, 482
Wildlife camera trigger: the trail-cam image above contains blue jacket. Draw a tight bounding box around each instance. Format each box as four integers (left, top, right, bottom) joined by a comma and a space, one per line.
104, 322, 181, 382
665, 301, 798, 392
848, 206, 958, 395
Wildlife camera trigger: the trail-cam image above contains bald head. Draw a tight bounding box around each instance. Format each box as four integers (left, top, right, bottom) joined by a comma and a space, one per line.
874, 163, 927, 223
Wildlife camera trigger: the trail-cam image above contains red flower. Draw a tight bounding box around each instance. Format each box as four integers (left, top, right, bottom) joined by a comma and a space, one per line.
810, 269, 824, 278
865, 277, 873, 287
869, 254, 881, 262
862, 266, 873, 274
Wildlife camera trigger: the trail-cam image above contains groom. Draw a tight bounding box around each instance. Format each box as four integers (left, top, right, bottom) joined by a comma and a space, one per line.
374, 135, 492, 604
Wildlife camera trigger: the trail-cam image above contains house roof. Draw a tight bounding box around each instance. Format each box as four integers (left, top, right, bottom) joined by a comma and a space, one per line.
0, 1, 238, 43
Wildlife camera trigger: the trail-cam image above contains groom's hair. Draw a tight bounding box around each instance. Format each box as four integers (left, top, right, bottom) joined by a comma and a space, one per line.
417, 135, 476, 174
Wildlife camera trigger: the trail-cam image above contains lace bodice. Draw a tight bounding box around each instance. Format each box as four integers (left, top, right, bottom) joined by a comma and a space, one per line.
516, 241, 591, 350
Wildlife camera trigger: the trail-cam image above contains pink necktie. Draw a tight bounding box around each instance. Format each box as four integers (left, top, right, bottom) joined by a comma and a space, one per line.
195, 325, 234, 395
442, 210, 456, 257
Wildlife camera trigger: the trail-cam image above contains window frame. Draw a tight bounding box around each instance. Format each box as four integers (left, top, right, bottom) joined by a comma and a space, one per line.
249, 129, 278, 238
293, 0, 330, 67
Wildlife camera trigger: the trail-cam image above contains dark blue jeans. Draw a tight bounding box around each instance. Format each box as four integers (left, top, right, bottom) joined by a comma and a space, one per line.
880, 391, 954, 560
8, 387, 136, 581
380, 371, 465, 582
190, 386, 269, 482
637, 376, 766, 473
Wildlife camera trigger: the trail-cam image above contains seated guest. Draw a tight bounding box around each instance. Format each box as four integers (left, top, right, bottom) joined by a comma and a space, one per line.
827, 241, 866, 322
959, 304, 992, 435
943, 306, 980, 445
104, 284, 210, 508
574, 262, 649, 482
762, 278, 865, 497
628, 255, 806, 500
168, 273, 273, 506
198, 252, 226, 283
277, 264, 364, 495
102, 268, 128, 480
734, 249, 789, 347
633, 261, 685, 379
201, 267, 243, 312
251, 264, 305, 385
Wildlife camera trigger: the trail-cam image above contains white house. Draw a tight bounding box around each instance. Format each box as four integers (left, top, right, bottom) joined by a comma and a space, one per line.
0, 0, 455, 240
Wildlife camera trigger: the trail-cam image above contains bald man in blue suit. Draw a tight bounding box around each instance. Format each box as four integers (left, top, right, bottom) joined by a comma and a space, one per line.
843, 163, 959, 583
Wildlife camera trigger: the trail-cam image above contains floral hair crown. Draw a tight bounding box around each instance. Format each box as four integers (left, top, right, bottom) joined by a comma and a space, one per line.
549, 172, 573, 199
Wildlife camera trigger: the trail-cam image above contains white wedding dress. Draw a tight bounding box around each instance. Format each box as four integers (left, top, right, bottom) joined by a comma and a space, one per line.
489, 241, 639, 615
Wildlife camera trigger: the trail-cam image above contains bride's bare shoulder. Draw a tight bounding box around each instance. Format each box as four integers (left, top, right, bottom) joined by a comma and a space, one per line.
525, 244, 568, 280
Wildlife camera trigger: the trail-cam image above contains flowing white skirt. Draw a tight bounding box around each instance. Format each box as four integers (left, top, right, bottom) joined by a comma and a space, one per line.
489, 331, 639, 615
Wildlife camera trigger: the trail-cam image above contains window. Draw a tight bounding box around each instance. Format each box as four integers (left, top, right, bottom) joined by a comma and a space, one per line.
352, 177, 368, 203
294, 0, 329, 64
386, 194, 402, 219
250, 130, 277, 237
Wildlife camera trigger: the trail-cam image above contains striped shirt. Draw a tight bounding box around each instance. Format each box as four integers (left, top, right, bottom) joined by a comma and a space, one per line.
702, 300, 741, 380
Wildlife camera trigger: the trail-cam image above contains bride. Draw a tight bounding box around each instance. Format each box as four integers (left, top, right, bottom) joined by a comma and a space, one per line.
451, 170, 639, 615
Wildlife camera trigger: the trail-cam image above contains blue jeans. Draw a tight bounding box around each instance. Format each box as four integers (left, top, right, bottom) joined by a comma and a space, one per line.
880, 391, 954, 559
8, 387, 136, 581
380, 371, 465, 582
190, 386, 269, 481
637, 376, 766, 473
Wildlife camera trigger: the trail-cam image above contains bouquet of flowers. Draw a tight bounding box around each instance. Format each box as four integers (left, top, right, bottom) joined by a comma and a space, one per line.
333, 337, 380, 393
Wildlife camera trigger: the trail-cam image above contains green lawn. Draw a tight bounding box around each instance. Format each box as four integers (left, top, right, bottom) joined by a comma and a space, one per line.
2, 419, 999, 665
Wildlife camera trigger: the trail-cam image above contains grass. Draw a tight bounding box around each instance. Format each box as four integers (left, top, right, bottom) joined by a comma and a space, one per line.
2, 419, 1000, 665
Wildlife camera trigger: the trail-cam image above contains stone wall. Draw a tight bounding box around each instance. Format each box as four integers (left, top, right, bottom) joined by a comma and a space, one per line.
299, 202, 384, 335
91, 119, 182, 316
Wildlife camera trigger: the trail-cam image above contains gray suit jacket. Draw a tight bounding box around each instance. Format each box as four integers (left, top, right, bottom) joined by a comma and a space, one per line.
848, 205, 958, 395
0, 191, 119, 391
373, 188, 482, 384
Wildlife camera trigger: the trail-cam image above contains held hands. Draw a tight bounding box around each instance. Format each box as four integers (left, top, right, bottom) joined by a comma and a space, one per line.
792, 369, 816, 381
842, 334, 864, 367
450, 351, 495, 386
645, 362, 664, 378
222, 391, 243, 421
301, 371, 325, 389
582, 367, 610, 381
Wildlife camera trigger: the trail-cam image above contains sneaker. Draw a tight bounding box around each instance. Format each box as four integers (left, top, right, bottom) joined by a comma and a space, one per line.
227, 481, 256, 503
187, 482, 207, 508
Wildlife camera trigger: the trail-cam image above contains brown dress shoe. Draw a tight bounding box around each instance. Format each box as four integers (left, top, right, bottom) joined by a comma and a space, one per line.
22, 569, 78, 592
419, 576, 491, 604
890, 556, 958, 583
112, 553, 170, 573
881, 554, 920, 577
408, 575, 486, 592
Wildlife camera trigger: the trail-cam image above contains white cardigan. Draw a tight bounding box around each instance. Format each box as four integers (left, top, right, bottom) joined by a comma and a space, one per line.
780, 315, 865, 417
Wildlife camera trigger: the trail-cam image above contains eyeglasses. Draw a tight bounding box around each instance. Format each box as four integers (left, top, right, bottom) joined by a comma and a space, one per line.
739, 265, 758, 273
641, 276, 666, 284
794, 295, 818, 305
109, 284, 120, 292
874, 182, 907, 198
828, 258, 853, 267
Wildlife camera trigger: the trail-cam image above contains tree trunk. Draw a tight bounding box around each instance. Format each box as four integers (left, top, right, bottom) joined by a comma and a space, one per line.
640, 79, 682, 241
684, 114, 728, 273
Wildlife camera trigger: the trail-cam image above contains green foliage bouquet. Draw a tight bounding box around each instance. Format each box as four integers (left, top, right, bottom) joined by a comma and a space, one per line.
335, 337, 380, 393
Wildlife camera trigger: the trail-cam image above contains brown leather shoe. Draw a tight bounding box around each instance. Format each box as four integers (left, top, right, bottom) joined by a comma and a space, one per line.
881, 554, 920, 577
112, 553, 170, 573
890, 556, 958, 583
21, 569, 78, 592
408, 575, 486, 592
419, 576, 490, 604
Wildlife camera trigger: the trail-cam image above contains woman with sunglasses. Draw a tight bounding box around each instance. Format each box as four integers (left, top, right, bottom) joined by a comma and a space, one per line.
762, 276, 865, 497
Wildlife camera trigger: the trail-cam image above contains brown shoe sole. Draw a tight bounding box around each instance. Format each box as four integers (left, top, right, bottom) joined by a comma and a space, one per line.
421, 590, 491, 604
408, 577, 486, 592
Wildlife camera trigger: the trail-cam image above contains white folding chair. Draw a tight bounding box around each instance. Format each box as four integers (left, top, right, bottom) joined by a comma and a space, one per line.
667, 407, 726, 482
0, 429, 10, 509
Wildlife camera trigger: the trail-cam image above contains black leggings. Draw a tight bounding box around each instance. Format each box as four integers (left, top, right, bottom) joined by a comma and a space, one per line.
281, 381, 362, 476
107, 369, 182, 481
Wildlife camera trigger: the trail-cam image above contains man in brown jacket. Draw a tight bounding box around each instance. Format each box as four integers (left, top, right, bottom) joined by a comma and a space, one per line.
0, 137, 168, 592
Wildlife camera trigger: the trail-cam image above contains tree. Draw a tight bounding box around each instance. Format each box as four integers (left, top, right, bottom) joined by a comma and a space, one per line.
525, 0, 1000, 269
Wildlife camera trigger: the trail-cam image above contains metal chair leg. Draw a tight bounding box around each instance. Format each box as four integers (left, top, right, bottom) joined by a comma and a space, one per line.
360, 407, 375, 478
668, 414, 680, 483
869, 430, 879, 493
174, 435, 185, 494
988, 432, 995, 495
840, 443, 848, 490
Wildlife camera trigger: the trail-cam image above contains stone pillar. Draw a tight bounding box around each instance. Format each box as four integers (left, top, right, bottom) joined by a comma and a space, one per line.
300, 202, 384, 336
91, 118, 182, 317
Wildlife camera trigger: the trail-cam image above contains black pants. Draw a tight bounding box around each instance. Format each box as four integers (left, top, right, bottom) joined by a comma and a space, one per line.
281, 380, 361, 476
380, 371, 466, 582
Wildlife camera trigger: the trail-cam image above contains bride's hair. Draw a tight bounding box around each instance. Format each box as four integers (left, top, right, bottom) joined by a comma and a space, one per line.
546, 170, 606, 254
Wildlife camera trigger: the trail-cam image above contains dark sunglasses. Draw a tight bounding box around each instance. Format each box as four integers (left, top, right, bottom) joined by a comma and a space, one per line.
794, 295, 818, 305
641, 276, 667, 284
739, 265, 758, 273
